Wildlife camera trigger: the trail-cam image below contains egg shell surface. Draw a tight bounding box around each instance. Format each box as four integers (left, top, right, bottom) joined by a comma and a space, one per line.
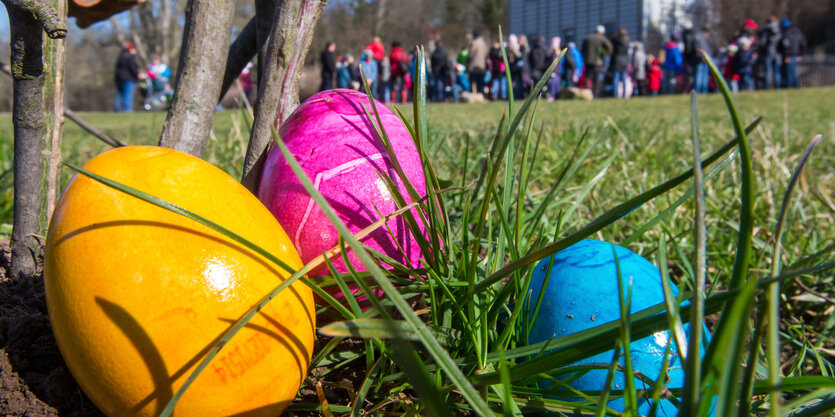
528, 239, 712, 416
45, 146, 315, 417
258, 89, 426, 278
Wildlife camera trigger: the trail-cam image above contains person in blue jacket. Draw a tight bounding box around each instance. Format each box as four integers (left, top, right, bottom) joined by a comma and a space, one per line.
660, 35, 683, 94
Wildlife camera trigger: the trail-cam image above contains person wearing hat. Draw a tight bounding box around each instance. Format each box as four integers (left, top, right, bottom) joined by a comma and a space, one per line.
779, 17, 807, 88
114, 43, 140, 112
737, 19, 758, 49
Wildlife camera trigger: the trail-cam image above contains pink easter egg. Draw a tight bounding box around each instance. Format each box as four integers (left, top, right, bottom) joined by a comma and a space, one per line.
258, 89, 427, 284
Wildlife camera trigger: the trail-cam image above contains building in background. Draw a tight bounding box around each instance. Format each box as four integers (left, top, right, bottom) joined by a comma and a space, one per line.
508, 0, 712, 51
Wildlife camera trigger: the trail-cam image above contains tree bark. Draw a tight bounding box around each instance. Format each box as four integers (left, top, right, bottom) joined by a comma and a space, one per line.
4, 0, 66, 280
255, 0, 277, 77
43, 0, 67, 226
241, 0, 327, 192
157, 0, 236, 157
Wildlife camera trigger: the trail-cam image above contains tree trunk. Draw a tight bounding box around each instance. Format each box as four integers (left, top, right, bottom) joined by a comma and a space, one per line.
44, 0, 67, 226
241, 0, 327, 192
157, 0, 236, 157
4, 0, 66, 280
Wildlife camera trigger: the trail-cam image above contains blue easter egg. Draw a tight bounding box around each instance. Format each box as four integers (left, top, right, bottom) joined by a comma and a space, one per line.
528, 239, 712, 416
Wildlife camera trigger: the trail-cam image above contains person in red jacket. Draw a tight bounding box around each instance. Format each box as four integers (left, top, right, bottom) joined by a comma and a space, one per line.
366, 36, 386, 99
647, 55, 662, 96
389, 41, 408, 103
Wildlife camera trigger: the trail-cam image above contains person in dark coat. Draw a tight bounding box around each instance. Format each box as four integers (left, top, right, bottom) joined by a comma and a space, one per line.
528, 35, 549, 87
734, 37, 756, 91
779, 17, 806, 88
320, 41, 336, 91
581, 25, 613, 97
114, 43, 140, 112
758, 16, 783, 89
610, 28, 630, 98
431, 40, 449, 102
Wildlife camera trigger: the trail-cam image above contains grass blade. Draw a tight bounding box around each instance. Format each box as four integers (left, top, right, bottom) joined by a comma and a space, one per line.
767, 134, 823, 415
476, 117, 761, 292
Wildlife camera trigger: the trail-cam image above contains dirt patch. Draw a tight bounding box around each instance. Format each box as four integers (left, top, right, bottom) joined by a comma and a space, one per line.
0, 240, 105, 417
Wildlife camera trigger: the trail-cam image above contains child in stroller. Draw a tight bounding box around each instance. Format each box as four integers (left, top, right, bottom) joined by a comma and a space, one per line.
140, 56, 173, 111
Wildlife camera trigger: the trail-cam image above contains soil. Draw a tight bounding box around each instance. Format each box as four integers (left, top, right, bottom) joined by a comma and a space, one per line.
0, 241, 105, 416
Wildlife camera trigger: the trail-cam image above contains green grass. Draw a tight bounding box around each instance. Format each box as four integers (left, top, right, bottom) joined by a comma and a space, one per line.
1, 79, 833, 416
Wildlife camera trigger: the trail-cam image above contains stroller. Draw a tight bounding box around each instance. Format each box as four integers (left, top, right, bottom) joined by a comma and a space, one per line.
139, 75, 172, 111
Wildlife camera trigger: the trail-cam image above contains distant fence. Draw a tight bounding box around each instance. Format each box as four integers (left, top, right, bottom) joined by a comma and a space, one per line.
799, 55, 835, 88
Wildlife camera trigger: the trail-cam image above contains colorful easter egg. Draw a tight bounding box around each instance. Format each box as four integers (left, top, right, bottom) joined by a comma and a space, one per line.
258, 89, 427, 279
528, 239, 712, 415
45, 146, 314, 417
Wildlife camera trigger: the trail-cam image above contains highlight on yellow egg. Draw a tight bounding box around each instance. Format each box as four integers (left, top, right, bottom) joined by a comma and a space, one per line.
44, 145, 315, 417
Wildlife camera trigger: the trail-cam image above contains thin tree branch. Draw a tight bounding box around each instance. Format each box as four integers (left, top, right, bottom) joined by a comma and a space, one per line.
219, 16, 257, 103
793, 278, 835, 305
64, 109, 125, 147
1, 0, 67, 38
241, 0, 327, 192
1, 62, 125, 148
158, 0, 237, 157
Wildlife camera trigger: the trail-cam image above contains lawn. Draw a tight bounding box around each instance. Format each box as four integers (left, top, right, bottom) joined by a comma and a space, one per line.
0, 85, 832, 415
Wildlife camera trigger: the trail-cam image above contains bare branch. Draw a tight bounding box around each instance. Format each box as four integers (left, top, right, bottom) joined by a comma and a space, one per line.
64, 109, 124, 148
158, 0, 237, 157
219, 16, 257, 103
242, 0, 327, 192
1, 61, 125, 149
1, 0, 67, 38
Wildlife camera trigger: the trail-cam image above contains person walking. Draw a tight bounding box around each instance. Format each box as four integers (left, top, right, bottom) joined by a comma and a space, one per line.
563, 41, 583, 88
779, 17, 806, 88
631, 42, 647, 96
758, 16, 783, 89
488, 41, 507, 100
547, 36, 562, 101
529, 35, 549, 88
734, 37, 756, 91
365, 36, 386, 99
114, 43, 140, 112
360, 50, 378, 91
518, 35, 533, 97
380, 57, 392, 103
467, 30, 489, 95
581, 25, 612, 98
431, 40, 449, 102
610, 28, 630, 98
507, 34, 524, 99
390, 41, 408, 103
660, 35, 683, 94
320, 41, 336, 91
647, 55, 662, 96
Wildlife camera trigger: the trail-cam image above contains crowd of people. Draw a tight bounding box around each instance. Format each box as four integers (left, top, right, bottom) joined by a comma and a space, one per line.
319, 16, 808, 103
